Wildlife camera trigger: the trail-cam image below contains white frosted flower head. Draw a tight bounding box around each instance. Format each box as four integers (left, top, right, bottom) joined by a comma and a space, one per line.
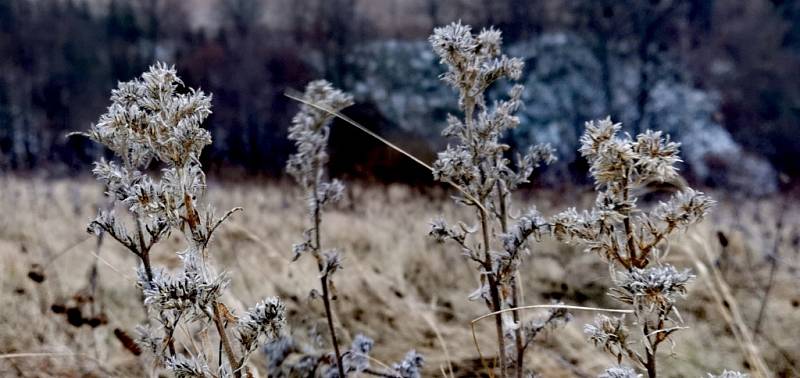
343, 334, 374, 373
550, 207, 600, 242
612, 265, 694, 314
392, 350, 424, 378
141, 266, 229, 318
652, 189, 715, 230
321, 249, 344, 277
579, 117, 622, 163
431, 145, 478, 185
429, 218, 453, 243
90, 62, 212, 168
707, 371, 750, 378
579, 117, 694, 193
633, 130, 681, 182
429, 21, 524, 103
526, 143, 558, 166
502, 207, 548, 255
476, 27, 503, 57
429, 21, 476, 70
599, 365, 642, 378
291, 80, 353, 133
287, 80, 353, 189
166, 353, 211, 378
317, 179, 346, 209
237, 297, 286, 353
584, 315, 630, 359
591, 138, 637, 187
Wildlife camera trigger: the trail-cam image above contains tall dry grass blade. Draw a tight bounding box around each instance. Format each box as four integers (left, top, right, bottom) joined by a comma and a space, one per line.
285, 91, 488, 215
285, 92, 433, 171
419, 298, 455, 378
686, 233, 771, 378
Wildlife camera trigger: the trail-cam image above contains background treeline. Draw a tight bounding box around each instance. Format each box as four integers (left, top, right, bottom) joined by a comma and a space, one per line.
1, 0, 799, 193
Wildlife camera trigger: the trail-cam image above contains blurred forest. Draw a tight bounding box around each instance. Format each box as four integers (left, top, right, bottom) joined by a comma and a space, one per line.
1, 0, 799, 194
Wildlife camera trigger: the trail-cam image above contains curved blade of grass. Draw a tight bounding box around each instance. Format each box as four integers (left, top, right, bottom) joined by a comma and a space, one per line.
285, 91, 488, 215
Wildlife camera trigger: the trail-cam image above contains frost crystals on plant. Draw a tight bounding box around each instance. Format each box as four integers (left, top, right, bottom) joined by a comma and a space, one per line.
80, 63, 284, 378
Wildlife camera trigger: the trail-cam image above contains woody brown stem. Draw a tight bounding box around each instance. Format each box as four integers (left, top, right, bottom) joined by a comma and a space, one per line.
212, 301, 241, 377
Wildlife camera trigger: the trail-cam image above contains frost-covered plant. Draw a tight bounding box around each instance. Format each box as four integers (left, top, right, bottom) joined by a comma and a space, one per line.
599, 365, 642, 378
79, 63, 285, 377
391, 350, 425, 378
707, 371, 749, 378
262, 333, 424, 377
287, 80, 353, 377
427, 22, 557, 377
551, 118, 714, 377
283, 79, 425, 378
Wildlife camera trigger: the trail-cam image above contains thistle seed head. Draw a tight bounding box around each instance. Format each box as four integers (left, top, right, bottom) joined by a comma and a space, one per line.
287, 80, 353, 189
392, 350, 424, 378
166, 353, 211, 378
343, 334, 374, 373
237, 297, 286, 353
584, 315, 630, 358
611, 265, 694, 315
89, 62, 212, 168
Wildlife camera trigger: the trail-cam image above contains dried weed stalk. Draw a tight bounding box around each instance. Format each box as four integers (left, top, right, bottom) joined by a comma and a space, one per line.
285, 80, 424, 378
80, 63, 285, 377
551, 118, 715, 377
286, 80, 352, 377
427, 22, 557, 377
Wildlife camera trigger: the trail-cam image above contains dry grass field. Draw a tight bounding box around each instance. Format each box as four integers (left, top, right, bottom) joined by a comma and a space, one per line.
0, 176, 798, 377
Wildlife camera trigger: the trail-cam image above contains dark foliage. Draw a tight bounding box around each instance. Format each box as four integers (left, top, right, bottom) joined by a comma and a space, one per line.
0, 0, 799, 186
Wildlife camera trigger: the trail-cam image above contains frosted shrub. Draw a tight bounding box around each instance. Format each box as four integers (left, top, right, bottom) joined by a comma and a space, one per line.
427, 22, 558, 377
79, 63, 285, 377
551, 118, 715, 377
285, 80, 423, 377
287, 80, 352, 377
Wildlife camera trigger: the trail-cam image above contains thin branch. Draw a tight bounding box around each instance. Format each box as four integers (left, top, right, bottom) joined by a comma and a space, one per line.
203, 207, 243, 249
212, 301, 240, 377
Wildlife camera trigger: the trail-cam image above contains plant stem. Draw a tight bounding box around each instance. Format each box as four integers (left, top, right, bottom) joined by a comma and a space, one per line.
181, 188, 240, 375
755, 224, 781, 335
313, 176, 346, 378
321, 274, 345, 376
496, 181, 524, 378
620, 174, 638, 267
480, 208, 507, 378
212, 301, 241, 377
645, 349, 657, 378
134, 216, 154, 282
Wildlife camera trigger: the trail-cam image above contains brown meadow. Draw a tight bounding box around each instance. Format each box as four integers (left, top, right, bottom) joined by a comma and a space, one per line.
1, 177, 797, 377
